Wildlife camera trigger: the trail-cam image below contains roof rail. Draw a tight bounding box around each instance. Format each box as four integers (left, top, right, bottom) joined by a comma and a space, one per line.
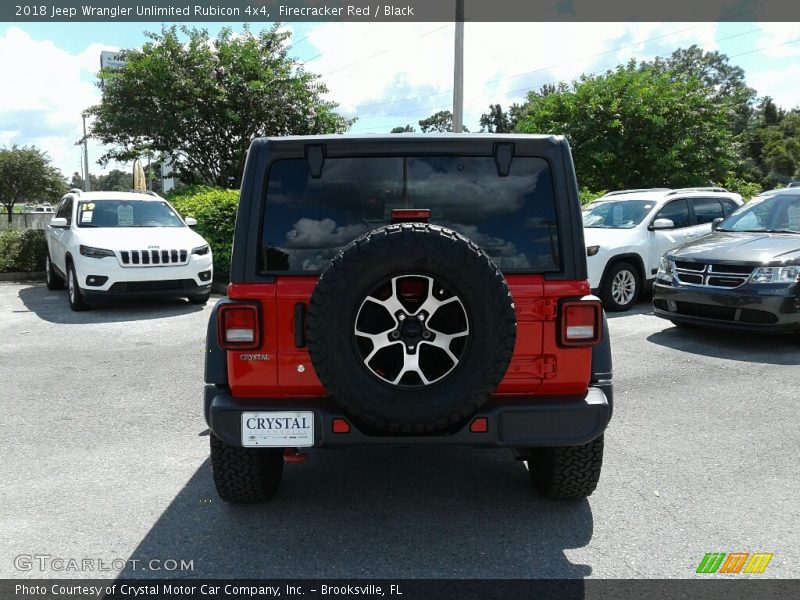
68, 188, 82, 195
664, 187, 728, 196
601, 188, 671, 198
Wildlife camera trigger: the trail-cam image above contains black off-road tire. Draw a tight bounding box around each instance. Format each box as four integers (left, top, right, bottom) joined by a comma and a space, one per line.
307, 223, 516, 433
209, 434, 284, 503
600, 261, 641, 312
66, 262, 90, 311
527, 435, 604, 500
45, 252, 65, 290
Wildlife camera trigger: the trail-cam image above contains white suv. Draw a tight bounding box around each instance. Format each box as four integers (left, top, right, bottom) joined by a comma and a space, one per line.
583, 187, 743, 311
45, 190, 213, 311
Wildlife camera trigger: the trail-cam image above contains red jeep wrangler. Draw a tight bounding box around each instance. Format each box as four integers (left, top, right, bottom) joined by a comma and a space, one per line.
204, 135, 612, 502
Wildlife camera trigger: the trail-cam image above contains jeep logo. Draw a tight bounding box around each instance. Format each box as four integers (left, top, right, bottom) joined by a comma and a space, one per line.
147, 245, 160, 249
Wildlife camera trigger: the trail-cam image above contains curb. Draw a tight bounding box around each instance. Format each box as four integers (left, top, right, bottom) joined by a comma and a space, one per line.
0, 271, 45, 282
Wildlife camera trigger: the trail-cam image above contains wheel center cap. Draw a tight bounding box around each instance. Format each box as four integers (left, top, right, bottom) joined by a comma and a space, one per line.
401, 319, 423, 341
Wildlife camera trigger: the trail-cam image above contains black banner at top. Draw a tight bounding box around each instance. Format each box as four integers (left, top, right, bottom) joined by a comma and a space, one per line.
4, 0, 800, 23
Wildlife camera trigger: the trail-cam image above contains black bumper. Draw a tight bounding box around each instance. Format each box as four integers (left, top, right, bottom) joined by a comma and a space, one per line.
83, 282, 211, 299
204, 384, 612, 449
653, 282, 800, 332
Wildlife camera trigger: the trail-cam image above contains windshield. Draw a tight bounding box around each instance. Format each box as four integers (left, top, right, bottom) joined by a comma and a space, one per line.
718, 193, 800, 234
582, 200, 655, 229
77, 200, 184, 228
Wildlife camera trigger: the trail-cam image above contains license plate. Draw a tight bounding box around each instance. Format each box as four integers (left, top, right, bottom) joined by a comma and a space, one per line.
241, 411, 314, 447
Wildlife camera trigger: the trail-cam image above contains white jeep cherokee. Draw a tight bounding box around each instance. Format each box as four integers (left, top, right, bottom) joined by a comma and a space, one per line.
583, 187, 743, 311
45, 190, 213, 311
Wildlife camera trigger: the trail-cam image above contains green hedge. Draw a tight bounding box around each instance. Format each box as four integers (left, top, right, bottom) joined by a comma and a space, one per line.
0, 229, 47, 273
168, 186, 239, 283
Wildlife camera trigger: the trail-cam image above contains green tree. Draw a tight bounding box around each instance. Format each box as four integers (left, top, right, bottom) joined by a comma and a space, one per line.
0, 146, 66, 224
514, 62, 737, 190
479, 104, 514, 133
653, 45, 755, 134
390, 124, 415, 133
418, 110, 469, 133
87, 24, 353, 188
72, 169, 135, 192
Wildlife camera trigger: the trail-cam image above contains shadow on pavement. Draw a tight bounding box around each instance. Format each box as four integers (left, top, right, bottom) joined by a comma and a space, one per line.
16, 284, 205, 324
604, 301, 654, 320
119, 447, 594, 579
647, 325, 800, 365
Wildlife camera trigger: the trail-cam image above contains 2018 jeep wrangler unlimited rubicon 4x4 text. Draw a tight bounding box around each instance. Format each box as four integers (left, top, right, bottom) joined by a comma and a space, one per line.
204, 135, 612, 502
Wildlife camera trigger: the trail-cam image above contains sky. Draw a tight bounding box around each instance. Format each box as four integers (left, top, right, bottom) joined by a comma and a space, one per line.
0, 20, 798, 181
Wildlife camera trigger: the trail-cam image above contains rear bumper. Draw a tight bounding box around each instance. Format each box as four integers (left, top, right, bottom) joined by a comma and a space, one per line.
204, 384, 612, 449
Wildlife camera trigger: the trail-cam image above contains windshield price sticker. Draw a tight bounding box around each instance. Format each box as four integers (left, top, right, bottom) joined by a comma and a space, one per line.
81, 210, 93, 223
117, 205, 134, 226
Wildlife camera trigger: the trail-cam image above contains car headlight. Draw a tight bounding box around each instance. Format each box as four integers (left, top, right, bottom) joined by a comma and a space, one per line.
749, 266, 800, 284
192, 245, 210, 256
656, 256, 674, 282
79, 245, 115, 259
586, 245, 600, 257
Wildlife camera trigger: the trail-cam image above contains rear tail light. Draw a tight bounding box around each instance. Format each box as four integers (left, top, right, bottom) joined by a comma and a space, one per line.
218, 304, 261, 349
560, 300, 602, 346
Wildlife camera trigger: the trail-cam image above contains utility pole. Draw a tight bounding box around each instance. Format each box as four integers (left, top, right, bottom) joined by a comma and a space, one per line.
452, 0, 464, 133
82, 115, 90, 192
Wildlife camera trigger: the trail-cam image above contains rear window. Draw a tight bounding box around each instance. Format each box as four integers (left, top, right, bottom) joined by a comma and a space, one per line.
259, 156, 560, 274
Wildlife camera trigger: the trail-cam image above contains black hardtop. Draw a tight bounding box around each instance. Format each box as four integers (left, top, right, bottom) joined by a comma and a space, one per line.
249, 133, 565, 158
232, 133, 586, 283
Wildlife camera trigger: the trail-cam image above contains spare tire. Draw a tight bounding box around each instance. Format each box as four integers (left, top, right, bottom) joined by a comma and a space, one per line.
307, 223, 516, 433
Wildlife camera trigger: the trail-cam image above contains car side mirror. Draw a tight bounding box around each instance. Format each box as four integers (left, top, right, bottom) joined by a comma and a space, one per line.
711, 217, 724, 231
184, 217, 198, 227
49, 217, 68, 228
650, 218, 675, 230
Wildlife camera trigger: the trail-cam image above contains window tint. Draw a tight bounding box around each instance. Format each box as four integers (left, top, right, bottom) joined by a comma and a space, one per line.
691, 197, 724, 224
720, 198, 739, 216
260, 156, 560, 274
654, 199, 690, 228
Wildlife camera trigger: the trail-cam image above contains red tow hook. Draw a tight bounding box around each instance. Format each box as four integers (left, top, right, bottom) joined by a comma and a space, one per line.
283, 448, 308, 463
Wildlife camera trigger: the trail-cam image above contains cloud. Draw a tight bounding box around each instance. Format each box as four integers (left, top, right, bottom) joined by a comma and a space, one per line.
756, 23, 800, 58
304, 22, 721, 133
749, 64, 800, 110
0, 27, 119, 178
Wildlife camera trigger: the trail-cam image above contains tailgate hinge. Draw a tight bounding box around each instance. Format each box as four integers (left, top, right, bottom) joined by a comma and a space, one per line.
530, 298, 558, 321
533, 355, 558, 379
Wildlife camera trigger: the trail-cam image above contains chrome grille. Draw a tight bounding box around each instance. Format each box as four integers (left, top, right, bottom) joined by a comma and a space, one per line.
674, 262, 754, 288
119, 249, 189, 267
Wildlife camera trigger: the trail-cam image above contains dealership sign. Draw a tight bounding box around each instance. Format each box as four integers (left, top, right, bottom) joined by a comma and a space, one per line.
100, 51, 126, 70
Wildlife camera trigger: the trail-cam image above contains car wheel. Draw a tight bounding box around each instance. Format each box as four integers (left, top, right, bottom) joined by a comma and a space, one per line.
307, 223, 516, 433
210, 433, 284, 503
601, 261, 641, 312
45, 253, 65, 290
527, 435, 604, 500
66, 262, 90, 311
188, 291, 212, 305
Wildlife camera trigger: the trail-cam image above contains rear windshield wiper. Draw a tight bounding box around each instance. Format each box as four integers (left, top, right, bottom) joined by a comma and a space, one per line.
762, 229, 800, 234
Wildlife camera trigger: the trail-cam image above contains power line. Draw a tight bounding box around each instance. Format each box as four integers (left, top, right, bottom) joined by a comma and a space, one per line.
350, 22, 727, 113
350, 26, 765, 126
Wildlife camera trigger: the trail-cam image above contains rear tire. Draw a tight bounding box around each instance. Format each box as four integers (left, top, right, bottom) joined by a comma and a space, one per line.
66, 262, 90, 311
210, 434, 284, 503
601, 261, 641, 312
527, 435, 604, 500
45, 253, 65, 290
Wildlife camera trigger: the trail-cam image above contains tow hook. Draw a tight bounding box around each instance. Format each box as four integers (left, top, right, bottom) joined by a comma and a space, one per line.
283, 448, 308, 463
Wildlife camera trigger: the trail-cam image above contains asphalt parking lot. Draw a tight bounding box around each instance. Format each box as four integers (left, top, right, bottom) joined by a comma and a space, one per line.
1, 280, 799, 580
